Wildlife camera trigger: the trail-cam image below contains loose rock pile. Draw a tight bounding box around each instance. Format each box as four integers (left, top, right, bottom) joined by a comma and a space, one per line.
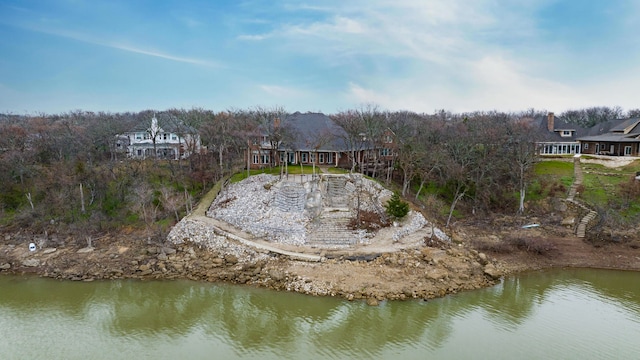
204, 174, 418, 247
166, 173, 456, 260
167, 218, 269, 264
392, 211, 428, 242
207, 174, 308, 245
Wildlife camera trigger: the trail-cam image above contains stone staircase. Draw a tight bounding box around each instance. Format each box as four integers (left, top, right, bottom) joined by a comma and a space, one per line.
566, 156, 599, 238
577, 209, 598, 238
567, 156, 583, 201
305, 210, 358, 248
325, 176, 350, 208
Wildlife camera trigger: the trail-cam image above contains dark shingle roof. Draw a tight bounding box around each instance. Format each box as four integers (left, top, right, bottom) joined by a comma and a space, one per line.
284, 112, 351, 151
530, 115, 588, 142
577, 118, 640, 142
583, 119, 626, 136
128, 112, 195, 134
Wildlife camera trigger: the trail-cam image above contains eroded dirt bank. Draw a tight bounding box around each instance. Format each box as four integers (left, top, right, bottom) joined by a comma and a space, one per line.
2, 219, 639, 305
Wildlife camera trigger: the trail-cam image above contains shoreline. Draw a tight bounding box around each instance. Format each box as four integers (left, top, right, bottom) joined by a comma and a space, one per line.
2, 220, 639, 305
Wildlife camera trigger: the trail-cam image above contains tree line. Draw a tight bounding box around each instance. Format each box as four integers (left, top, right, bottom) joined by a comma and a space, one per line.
0, 104, 637, 236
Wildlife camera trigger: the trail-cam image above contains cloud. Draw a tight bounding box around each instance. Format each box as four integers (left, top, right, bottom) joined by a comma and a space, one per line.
7, 21, 221, 68
246, 0, 637, 113
237, 33, 271, 41
108, 43, 219, 67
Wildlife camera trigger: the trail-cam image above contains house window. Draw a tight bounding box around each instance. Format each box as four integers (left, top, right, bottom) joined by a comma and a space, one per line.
319, 153, 325, 164
380, 148, 391, 157
136, 149, 142, 156
301, 152, 308, 163
261, 153, 270, 164
310, 153, 316, 163
561, 130, 572, 137
288, 152, 295, 163
172, 135, 177, 140
252, 154, 259, 164
135, 133, 143, 140
583, 143, 588, 150
625, 146, 632, 156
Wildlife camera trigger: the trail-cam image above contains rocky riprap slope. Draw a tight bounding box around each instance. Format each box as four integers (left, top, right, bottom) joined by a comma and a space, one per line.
207, 174, 309, 245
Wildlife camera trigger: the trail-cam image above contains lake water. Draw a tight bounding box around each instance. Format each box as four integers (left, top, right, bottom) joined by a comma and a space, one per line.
1, 269, 639, 359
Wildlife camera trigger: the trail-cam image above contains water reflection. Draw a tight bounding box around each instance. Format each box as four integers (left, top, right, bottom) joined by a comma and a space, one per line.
1, 269, 639, 359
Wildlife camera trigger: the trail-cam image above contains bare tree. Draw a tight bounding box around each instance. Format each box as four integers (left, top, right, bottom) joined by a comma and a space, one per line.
250, 106, 290, 168
626, 108, 640, 118
331, 110, 366, 173
560, 106, 624, 128
305, 127, 334, 177
506, 118, 539, 214
357, 104, 386, 177
440, 121, 476, 227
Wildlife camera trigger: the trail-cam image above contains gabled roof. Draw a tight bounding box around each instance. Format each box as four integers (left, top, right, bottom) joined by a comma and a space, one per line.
530, 115, 588, 142
582, 119, 626, 136
128, 112, 196, 134
610, 118, 640, 134
578, 118, 640, 143
284, 112, 352, 151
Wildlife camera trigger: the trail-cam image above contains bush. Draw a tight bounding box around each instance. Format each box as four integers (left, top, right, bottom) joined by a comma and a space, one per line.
506, 236, 557, 255
385, 192, 409, 220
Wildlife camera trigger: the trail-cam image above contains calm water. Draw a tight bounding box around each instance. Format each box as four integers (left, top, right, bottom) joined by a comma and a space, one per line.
1, 269, 639, 359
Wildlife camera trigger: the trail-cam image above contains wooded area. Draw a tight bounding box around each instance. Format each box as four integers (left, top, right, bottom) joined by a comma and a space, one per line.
1, 105, 638, 238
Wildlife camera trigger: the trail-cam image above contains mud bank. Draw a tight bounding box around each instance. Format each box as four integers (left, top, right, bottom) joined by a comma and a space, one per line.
2, 222, 639, 305
0, 229, 504, 305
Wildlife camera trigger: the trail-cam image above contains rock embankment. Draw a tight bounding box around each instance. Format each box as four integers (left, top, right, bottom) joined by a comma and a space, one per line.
0, 230, 503, 303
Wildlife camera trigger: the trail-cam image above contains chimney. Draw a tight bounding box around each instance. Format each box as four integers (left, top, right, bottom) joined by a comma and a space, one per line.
547, 112, 555, 132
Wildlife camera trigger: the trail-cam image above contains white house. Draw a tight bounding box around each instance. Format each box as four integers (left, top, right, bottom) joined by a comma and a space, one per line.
117, 113, 201, 160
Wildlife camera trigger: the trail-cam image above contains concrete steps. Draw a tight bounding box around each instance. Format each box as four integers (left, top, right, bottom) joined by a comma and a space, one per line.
326, 177, 349, 208
306, 210, 357, 247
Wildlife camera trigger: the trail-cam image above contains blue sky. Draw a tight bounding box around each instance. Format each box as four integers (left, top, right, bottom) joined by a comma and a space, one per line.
1, 0, 639, 115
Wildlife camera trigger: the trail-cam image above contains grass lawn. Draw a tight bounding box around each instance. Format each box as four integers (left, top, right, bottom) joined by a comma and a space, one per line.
534, 159, 574, 176
229, 165, 346, 183
532, 159, 640, 218
580, 162, 638, 207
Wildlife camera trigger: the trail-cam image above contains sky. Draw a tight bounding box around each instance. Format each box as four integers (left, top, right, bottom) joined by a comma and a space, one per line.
1, 0, 639, 115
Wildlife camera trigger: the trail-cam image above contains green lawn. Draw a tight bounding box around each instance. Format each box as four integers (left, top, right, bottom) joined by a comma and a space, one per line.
229, 165, 345, 183
580, 162, 638, 207
534, 160, 574, 176
532, 159, 640, 218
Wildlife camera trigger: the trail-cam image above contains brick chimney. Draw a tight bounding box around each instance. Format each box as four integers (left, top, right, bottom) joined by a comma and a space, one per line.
547, 112, 555, 132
